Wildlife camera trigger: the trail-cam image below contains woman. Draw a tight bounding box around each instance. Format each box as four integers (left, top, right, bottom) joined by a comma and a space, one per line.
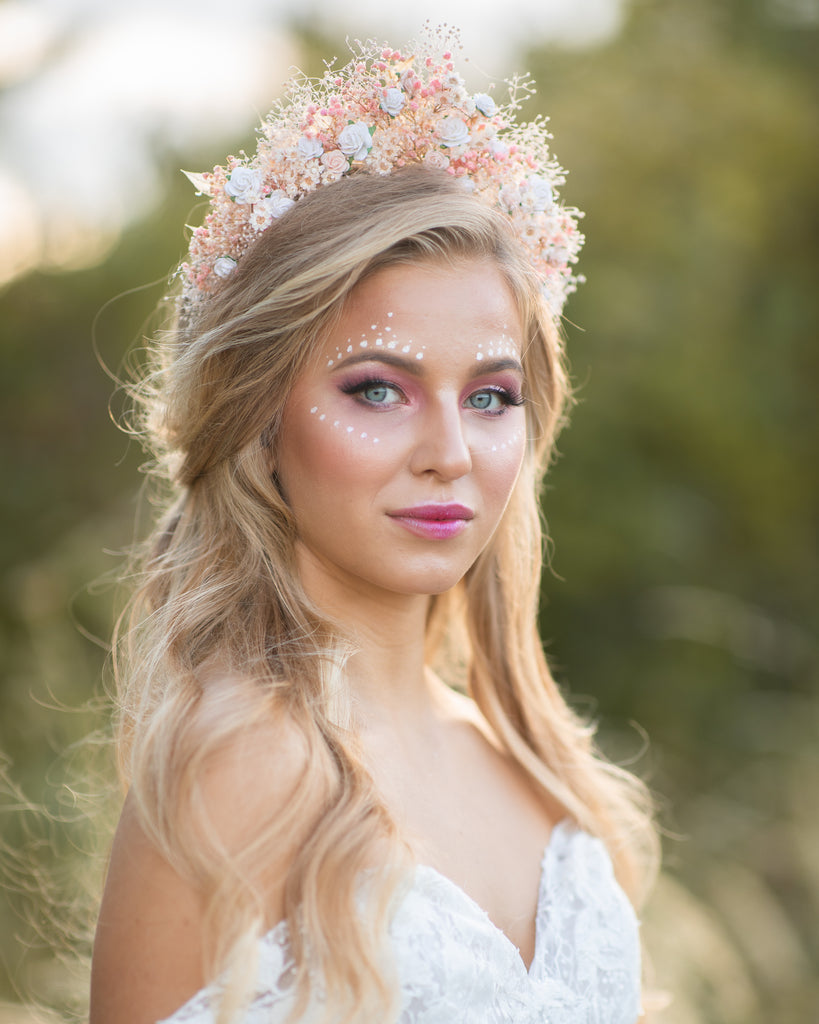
90, 31, 658, 1024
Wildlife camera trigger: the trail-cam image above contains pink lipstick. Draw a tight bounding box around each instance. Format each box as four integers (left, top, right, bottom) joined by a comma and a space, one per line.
388, 504, 474, 540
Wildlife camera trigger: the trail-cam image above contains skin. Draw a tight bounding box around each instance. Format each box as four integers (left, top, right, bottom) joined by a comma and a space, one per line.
90, 259, 560, 1024
276, 259, 528, 607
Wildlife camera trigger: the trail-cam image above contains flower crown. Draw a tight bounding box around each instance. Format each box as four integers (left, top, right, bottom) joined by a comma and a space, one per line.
179, 27, 584, 320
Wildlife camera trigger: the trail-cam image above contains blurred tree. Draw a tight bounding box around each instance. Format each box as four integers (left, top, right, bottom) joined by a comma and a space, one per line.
522, 1, 818, 1018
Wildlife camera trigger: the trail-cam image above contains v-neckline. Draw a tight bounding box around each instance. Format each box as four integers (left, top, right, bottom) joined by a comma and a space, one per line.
413, 819, 570, 975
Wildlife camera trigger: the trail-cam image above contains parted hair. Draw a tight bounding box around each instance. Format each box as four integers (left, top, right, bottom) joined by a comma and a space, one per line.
116, 166, 657, 1023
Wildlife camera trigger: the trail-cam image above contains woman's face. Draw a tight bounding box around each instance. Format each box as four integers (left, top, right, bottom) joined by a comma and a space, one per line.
276, 259, 527, 602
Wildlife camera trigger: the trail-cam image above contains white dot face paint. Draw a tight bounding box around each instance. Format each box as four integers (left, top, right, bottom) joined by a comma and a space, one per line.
303, 314, 430, 444
301, 317, 524, 451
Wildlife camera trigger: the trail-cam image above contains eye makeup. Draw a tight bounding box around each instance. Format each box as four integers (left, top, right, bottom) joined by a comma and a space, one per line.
310, 318, 526, 450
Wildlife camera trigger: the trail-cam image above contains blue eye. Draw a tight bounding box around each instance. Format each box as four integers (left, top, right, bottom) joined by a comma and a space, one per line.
467, 391, 499, 411
363, 383, 391, 403
465, 388, 524, 414
340, 378, 405, 406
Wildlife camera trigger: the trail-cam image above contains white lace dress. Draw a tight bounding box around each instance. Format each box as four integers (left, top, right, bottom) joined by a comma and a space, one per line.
159, 822, 641, 1024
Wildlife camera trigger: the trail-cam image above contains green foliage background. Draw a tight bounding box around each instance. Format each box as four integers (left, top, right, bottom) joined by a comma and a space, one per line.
1, 1, 816, 1020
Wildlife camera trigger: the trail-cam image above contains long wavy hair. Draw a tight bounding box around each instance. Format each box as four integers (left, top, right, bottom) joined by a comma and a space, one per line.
115, 166, 658, 1023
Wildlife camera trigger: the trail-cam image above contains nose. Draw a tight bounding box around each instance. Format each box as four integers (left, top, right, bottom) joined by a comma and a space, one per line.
409, 397, 472, 481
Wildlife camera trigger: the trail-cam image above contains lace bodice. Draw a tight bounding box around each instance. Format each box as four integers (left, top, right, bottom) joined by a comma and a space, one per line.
159, 822, 641, 1024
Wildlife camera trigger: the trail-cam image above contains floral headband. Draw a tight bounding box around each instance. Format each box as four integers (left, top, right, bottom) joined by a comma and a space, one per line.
179, 26, 584, 321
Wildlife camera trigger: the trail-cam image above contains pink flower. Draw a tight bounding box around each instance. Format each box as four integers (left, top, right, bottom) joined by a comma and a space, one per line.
399, 68, 418, 97
423, 150, 450, 171
321, 150, 349, 175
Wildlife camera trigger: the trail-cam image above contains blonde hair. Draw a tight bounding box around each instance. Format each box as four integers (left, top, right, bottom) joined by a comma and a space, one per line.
116, 167, 657, 1022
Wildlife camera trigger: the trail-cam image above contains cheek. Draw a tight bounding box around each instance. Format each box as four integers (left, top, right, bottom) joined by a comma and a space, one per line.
466, 409, 526, 461
303, 394, 391, 448
472, 420, 527, 504
278, 397, 398, 500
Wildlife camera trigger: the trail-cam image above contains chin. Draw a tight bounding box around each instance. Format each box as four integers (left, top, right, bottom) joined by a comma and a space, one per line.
390, 565, 472, 597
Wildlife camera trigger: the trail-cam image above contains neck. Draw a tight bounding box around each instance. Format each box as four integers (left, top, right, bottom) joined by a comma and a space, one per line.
294, 544, 439, 726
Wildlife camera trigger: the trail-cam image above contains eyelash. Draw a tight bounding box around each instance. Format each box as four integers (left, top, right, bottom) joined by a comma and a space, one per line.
470, 385, 526, 414
339, 377, 525, 415
340, 378, 404, 406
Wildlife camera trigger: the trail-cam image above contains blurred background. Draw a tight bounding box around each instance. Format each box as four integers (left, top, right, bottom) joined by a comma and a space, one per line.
0, 0, 817, 1020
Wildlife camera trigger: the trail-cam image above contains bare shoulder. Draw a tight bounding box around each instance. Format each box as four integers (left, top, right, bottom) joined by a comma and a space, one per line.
90, 791, 203, 1024
90, 693, 313, 1024
194, 690, 314, 851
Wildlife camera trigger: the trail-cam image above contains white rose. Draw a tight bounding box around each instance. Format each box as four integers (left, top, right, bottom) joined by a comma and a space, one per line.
473, 93, 497, 117
213, 256, 238, 278
321, 150, 349, 176
436, 116, 470, 149
524, 174, 554, 212
224, 166, 262, 204
380, 88, 405, 117
423, 150, 450, 171
338, 121, 373, 161
298, 135, 324, 160
260, 190, 295, 218
489, 139, 509, 159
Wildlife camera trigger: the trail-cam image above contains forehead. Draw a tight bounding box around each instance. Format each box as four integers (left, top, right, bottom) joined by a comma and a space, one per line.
327, 259, 523, 351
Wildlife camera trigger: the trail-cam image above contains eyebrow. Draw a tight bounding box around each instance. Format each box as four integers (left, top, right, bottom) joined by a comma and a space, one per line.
330, 351, 524, 377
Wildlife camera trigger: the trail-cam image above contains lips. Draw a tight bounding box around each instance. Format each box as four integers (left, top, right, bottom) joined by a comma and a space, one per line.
387, 503, 474, 539
390, 504, 474, 521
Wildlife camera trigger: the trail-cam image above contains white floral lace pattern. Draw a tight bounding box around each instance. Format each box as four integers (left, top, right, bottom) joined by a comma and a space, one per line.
160, 822, 641, 1024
